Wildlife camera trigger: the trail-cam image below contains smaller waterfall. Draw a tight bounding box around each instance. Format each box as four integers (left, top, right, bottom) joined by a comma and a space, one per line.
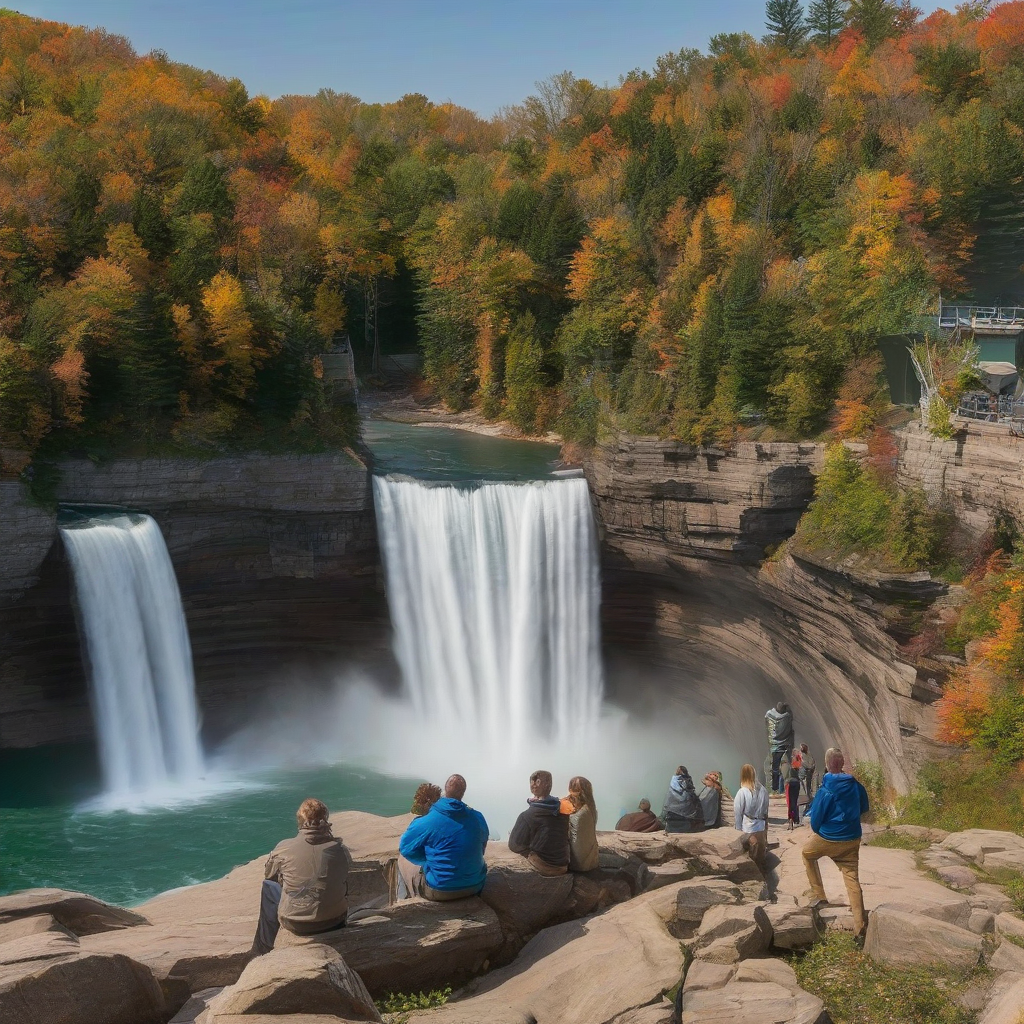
61, 513, 204, 798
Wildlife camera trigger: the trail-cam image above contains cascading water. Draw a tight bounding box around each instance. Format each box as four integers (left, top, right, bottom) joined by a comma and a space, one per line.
61, 513, 204, 799
372, 475, 603, 753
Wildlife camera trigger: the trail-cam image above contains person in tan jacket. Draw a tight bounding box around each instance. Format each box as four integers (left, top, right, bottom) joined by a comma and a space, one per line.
566, 775, 600, 872
251, 797, 352, 955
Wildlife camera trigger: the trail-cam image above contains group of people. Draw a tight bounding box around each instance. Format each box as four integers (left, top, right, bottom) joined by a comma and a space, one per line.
250, 728, 871, 955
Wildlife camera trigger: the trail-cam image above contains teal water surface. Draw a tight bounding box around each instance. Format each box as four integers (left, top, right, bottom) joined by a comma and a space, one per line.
0, 745, 416, 906
361, 420, 563, 480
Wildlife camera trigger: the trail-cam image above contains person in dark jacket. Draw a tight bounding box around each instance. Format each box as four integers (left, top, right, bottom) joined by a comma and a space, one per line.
252, 797, 352, 955
615, 799, 662, 833
765, 702, 794, 794
508, 770, 570, 875
661, 766, 704, 833
802, 747, 870, 938
397, 774, 489, 901
798, 743, 816, 801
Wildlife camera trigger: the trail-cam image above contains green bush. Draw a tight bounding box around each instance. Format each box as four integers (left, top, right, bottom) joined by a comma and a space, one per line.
378, 987, 452, 1015
795, 931, 979, 1024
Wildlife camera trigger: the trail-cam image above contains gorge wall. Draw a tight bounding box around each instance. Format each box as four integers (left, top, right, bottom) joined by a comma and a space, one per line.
584, 435, 935, 790
0, 454, 390, 749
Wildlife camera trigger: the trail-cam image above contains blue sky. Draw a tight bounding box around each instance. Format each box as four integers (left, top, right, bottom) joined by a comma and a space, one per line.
19, 1, 946, 117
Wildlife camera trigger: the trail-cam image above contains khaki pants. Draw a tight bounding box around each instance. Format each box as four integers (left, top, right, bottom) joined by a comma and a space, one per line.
802, 834, 866, 936
527, 852, 568, 876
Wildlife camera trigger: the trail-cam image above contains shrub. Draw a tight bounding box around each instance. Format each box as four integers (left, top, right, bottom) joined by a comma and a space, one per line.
379, 987, 452, 1016
796, 930, 980, 1024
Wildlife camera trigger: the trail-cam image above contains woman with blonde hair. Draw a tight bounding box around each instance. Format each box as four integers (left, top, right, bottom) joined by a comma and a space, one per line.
733, 763, 769, 870
566, 775, 599, 872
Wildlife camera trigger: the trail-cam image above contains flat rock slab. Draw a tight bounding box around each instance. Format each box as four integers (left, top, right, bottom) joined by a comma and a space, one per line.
0, 931, 80, 975
990, 940, 1024, 973
763, 903, 821, 950
0, 890, 147, 936
694, 904, 772, 964
0, 951, 167, 1024
201, 944, 379, 1022
940, 830, 1024, 873
404, 885, 689, 1024
865, 906, 983, 970
681, 980, 827, 1024
674, 879, 744, 926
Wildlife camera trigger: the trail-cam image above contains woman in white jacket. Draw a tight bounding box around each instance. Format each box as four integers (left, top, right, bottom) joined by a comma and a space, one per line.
733, 763, 770, 870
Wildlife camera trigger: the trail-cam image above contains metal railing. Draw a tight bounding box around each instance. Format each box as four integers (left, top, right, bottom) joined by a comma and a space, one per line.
939, 306, 1024, 331
957, 392, 1024, 434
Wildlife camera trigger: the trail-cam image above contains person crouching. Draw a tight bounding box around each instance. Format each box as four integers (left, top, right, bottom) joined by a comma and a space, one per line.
396, 773, 489, 901
508, 770, 570, 875
252, 797, 352, 955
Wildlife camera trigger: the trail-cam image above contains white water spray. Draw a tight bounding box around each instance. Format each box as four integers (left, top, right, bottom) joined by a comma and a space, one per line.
61, 514, 204, 799
372, 475, 603, 753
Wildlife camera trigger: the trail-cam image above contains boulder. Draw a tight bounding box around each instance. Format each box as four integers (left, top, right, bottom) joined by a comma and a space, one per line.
817, 906, 855, 933
679, 962, 831, 1019
694, 904, 772, 964
683, 960, 736, 992
935, 865, 978, 889
404, 886, 687, 1024
673, 879, 744, 925
979, 971, 1024, 1024
968, 910, 995, 935
200, 944, 379, 1022
598, 832, 675, 865
883, 898, 974, 931
864, 906, 983, 970
994, 913, 1024, 941
763, 903, 821, 950
278, 896, 503, 997
0, 951, 166, 1024
971, 886, 1014, 916
0, 890, 147, 936
940, 831, 1024, 873
989, 939, 1024, 973
479, 863, 574, 940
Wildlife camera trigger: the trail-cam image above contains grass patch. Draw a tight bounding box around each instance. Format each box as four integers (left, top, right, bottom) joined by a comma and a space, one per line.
864, 829, 930, 853
379, 987, 452, 1021
795, 931, 981, 1024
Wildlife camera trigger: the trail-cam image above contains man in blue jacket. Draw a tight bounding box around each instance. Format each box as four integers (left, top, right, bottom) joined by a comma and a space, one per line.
397, 774, 489, 901
802, 747, 870, 938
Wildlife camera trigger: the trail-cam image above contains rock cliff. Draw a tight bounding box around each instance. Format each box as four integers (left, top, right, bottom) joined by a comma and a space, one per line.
586, 435, 936, 788
0, 454, 390, 748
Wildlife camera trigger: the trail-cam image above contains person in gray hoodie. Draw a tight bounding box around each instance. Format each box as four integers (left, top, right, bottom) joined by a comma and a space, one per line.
508, 770, 570, 875
765, 702, 794, 794
661, 766, 704, 833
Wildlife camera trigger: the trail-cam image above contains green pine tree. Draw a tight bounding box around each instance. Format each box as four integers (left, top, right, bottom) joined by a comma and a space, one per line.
806, 0, 847, 46
765, 0, 808, 51
846, 0, 899, 48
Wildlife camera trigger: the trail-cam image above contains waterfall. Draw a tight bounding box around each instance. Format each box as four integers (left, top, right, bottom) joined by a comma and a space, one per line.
61, 513, 204, 798
372, 475, 603, 752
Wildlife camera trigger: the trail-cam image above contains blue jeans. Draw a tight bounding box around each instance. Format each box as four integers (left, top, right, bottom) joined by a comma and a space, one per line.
252, 879, 282, 954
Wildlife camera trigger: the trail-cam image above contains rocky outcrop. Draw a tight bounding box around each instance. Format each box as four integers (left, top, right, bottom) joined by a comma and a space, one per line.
864, 905, 985, 969
0, 454, 391, 748
0, 889, 147, 935
586, 433, 938, 788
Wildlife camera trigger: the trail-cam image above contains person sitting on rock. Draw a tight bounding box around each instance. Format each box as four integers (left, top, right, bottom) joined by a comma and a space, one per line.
615, 798, 662, 833
396, 774, 489, 901
765, 702, 794, 794
733, 763, 769, 871
410, 781, 442, 817
661, 766, 704, 833
508, 770, 571, 875
565, 775, 599, 872
802, 747, 870, 939
699, 770, 730, 829
252, 797, 352, 955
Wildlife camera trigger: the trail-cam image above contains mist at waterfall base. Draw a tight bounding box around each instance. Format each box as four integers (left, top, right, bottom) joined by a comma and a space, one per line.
216, 475, 745, 835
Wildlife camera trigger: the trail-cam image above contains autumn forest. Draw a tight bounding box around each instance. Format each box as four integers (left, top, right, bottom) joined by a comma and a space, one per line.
1, 0, 1023, 462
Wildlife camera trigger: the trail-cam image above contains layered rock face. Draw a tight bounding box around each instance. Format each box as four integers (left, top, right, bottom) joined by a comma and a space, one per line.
898, 419, 1024, 532
586, 435, 932, 788
0, 454, 390, 748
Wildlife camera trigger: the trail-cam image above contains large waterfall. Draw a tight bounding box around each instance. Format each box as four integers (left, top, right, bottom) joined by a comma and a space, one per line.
61, 513, 204, 798
372, 475, 603, 751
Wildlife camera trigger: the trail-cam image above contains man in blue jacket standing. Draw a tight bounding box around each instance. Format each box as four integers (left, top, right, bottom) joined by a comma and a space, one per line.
397, 774, 489, 901
802, 747, 870, 938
